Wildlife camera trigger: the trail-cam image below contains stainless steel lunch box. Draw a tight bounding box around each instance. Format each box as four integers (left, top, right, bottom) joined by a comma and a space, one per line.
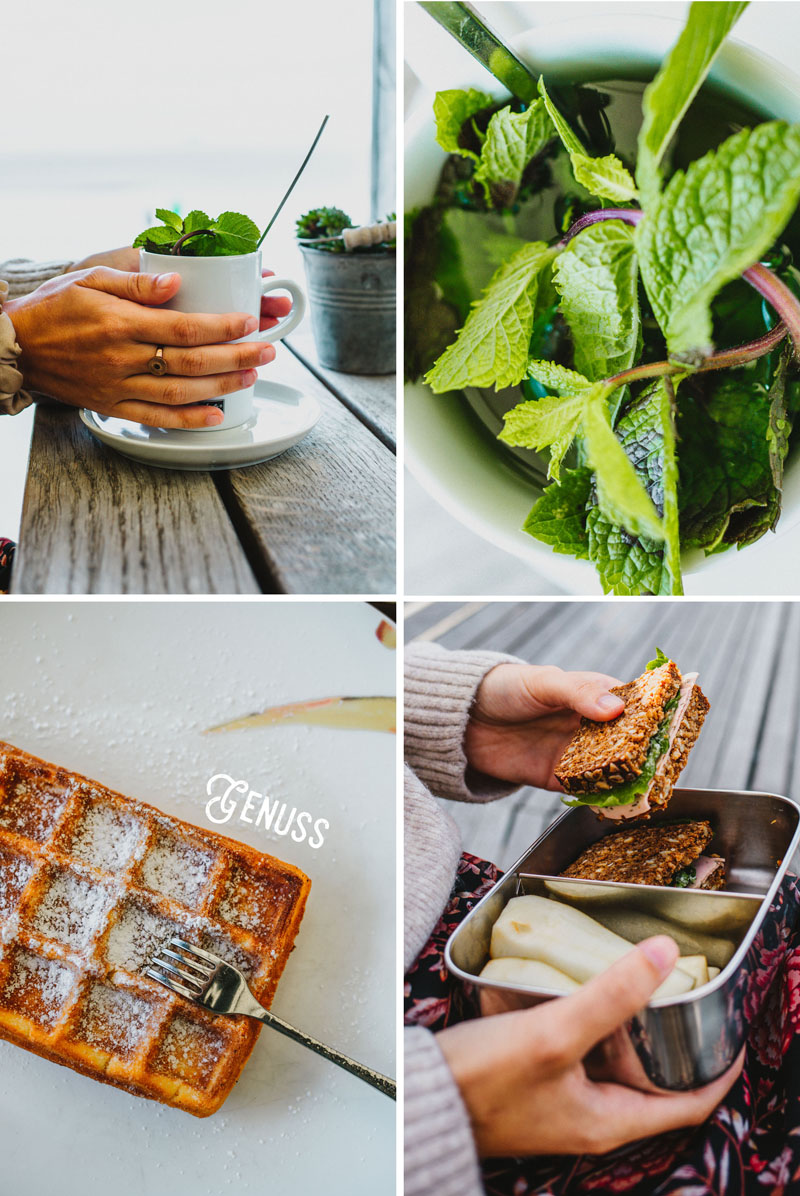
445, 788, 800, 1090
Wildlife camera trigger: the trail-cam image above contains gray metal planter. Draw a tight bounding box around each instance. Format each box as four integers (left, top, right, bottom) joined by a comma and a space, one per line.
300, 248, 395, 375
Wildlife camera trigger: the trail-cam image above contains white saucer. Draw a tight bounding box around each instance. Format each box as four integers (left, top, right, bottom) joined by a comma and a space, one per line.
79, 380, 321, 471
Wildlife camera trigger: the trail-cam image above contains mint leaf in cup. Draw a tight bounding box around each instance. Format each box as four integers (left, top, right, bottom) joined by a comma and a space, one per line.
552, 220, 640, 382
433, 88, 494, 161
133, 208, 261, 255
473, 102, 553, 205
538, 77, 637, 204
637, 121, 800, 363
637, 1, 749, 206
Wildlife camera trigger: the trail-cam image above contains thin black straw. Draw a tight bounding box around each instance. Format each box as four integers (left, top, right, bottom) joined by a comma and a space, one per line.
257, 114, 331, 249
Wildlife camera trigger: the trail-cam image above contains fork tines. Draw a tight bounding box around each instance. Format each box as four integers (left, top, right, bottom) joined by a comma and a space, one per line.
145, 937, 221, 1002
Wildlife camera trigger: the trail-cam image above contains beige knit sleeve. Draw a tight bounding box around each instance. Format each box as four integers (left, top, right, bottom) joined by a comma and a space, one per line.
0, 258, 72, 298
405, 1027, 484, 1196
405, 642, 523, 803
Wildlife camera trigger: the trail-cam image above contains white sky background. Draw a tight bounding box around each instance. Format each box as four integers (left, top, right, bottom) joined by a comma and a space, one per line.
0, 0, 377, 538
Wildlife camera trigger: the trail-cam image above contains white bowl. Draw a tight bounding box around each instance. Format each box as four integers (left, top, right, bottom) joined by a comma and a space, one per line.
405, 15, 800, 593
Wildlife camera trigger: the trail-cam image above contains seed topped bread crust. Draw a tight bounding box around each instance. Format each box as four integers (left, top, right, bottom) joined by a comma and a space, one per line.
555, 661, 682, 794
560, 820, 714, 885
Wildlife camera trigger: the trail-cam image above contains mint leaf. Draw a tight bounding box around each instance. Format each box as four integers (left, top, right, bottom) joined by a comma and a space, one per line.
208, 230, 258, 256
586, 381, 683, 596
133, 225, 176, 249
679, 372, 789, 551
425, 241, 559, 392
214, 211, 261, 244
658, 378, 682, 590
522, 468, 593, 559
571, 153, 638, 204
184, 209, 212, 233
526, 360, 591, 396
499, 392, 583, 480
438, 209, 526, 319
636, 121, 800, 362
155, 208, 182, 232
433, 88, 494, 161
767, 347, 792, 490
501, 361, 591, 479
551, 220, 640, 382
538, 77, 584, 155
587, 507, 671, 595
538, 77, 636, 202
582, 383, 665, 542
637, 1, 749, 206
474, 101, 553, 205
585, 382, 683, 595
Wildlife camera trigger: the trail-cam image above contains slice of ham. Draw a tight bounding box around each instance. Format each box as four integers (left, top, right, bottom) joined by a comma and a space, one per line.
688, 855, 723, 888
592, 672, 699, 821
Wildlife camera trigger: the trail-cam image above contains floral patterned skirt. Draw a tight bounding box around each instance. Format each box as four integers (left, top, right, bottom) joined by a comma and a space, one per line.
404, 852, 800, 1195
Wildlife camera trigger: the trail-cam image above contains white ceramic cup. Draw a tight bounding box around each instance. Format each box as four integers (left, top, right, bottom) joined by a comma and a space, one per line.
140, 248, 306, 430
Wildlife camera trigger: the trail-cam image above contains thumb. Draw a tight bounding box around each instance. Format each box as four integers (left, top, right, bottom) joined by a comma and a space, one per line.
79, 266, 181, 306
528, 668, 624, 721
558, 936, 680, 1057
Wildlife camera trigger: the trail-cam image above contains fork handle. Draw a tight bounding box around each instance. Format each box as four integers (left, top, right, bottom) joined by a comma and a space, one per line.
254, 1005, 396, 1099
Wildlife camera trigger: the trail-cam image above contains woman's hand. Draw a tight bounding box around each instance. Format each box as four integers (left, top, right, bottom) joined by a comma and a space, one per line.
464, 663, 625, 790
6, 266, 274, 429
437, 935, 744, 1158
68, 252, 291, 333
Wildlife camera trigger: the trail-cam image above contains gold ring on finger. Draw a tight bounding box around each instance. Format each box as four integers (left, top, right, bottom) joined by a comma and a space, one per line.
147, 346, 168, 376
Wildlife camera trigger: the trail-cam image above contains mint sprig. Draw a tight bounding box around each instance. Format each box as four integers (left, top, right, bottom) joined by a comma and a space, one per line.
636, 1, 749, 206
133, 208, 261, 256
538, 77, 637, 204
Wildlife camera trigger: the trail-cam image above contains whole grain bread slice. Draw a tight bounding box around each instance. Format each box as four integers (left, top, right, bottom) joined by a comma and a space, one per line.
561, 820, 714, 885
555, 661, 682, 794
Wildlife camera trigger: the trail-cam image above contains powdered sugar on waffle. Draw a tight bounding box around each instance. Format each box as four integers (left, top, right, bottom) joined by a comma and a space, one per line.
105, 902, 182, 974
32, 873, 113, 951
5, 949, 75, 1016
67, 801, 145, 871
138, 832, 213, 906
80, 983, 153, 1054
0, 854, 33, 917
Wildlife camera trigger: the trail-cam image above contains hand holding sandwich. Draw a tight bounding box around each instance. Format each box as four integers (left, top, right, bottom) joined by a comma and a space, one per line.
438, 934, 744, 1158
464, 664, 625, 790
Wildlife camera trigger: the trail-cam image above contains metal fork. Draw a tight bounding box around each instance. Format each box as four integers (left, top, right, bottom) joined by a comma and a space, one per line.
146, 937, 396, 1100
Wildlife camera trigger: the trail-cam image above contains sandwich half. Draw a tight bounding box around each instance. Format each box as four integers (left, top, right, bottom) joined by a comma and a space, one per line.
560, 820, 726, 890
554, 649, 710, 820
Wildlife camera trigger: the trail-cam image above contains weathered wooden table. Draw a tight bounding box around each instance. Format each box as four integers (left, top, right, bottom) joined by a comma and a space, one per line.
11, 327, 395, 595
406, 600, 800, 870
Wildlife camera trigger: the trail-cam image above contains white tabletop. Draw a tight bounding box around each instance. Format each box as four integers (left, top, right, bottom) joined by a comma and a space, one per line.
0, 600, 395, 1195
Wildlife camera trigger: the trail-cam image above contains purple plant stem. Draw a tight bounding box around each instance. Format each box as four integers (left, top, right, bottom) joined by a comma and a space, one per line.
743, 263, 800, 357
560, 208, 800, 360
558, 207, 642, 245
605, 322, 788, 391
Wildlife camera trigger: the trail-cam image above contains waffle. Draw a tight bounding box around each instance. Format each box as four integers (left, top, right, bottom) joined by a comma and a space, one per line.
0, 741, 310, 1117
